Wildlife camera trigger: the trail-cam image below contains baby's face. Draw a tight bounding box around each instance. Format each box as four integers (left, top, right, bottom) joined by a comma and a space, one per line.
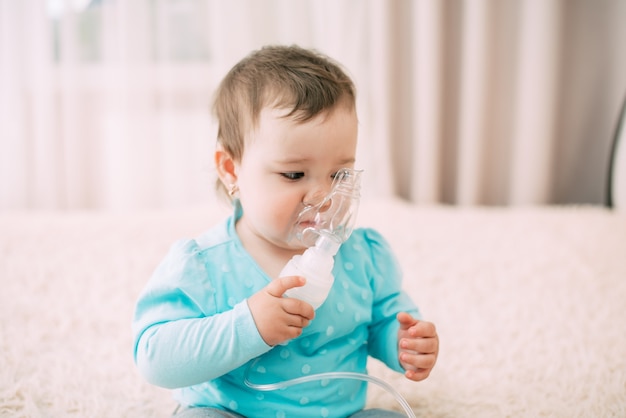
234, 105, 358, 255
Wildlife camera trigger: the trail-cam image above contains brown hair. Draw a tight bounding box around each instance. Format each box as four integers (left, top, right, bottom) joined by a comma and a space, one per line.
212, 45, 356, 198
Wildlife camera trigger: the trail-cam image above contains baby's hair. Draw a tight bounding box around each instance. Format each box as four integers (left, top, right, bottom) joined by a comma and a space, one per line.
212, 44, 356, 199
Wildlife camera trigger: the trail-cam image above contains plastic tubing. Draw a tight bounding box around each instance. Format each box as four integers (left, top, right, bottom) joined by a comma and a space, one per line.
243, 362, 416, 418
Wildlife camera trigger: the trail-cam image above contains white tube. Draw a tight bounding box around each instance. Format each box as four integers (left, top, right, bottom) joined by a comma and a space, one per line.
243, 363, 416, 418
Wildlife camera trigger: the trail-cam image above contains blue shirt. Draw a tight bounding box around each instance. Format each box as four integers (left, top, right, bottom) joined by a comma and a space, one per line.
132, 210, 420, 418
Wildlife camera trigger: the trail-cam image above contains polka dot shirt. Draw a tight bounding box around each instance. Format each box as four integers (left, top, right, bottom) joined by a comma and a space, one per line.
132, 211, 420, 418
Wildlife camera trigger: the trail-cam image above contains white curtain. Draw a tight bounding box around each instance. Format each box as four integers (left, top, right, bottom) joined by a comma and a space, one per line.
1, 0, 625, 210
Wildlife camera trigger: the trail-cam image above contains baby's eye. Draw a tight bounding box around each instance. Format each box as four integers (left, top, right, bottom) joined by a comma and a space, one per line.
331, 170, 350, 181
280, 172, 304, 180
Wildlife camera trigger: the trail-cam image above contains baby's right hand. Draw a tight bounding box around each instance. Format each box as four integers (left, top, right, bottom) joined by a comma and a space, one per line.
247, 276, 315, 346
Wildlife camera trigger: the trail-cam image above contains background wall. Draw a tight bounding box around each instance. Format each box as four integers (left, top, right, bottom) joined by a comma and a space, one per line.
1, 0, 625, 210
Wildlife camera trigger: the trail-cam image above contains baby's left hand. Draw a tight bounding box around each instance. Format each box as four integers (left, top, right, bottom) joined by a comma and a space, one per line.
397, 312, 439, 381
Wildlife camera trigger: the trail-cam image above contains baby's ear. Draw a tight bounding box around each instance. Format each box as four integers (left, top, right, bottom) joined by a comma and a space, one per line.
214, 143, 238, 186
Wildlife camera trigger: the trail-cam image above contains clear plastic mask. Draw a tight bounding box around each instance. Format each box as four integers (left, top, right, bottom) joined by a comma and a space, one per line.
287, 168, 363, 248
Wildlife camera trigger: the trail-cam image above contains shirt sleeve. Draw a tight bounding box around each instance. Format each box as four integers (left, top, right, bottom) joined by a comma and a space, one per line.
361, 229, 422, 372
132, 239, 271, 389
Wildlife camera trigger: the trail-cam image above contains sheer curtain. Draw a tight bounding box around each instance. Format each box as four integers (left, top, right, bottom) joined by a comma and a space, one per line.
1, 0, 625, 210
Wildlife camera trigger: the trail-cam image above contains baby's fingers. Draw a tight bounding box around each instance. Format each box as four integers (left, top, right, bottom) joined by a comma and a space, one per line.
400, 352, 437, 381
400, 335, 438, 354
407, 321, 437, 338
282, 297, 315, 321
266, 275, 306, 298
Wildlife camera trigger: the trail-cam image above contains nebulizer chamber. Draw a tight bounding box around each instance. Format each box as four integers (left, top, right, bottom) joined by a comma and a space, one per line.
279, 236, 338, 309
243, 168, 417, 418
281, 167, 362, 309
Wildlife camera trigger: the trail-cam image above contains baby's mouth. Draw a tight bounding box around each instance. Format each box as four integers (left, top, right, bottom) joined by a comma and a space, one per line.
297, 220, 317, 229
289, 219, 322, 248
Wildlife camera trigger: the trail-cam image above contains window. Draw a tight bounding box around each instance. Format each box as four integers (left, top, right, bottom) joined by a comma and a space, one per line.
47, 0, 211, 63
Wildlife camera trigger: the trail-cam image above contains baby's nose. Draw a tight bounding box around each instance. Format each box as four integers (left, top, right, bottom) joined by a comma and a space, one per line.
303, 187, 332, 209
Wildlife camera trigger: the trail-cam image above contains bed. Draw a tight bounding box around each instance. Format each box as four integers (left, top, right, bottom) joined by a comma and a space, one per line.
1, 199, 625, 417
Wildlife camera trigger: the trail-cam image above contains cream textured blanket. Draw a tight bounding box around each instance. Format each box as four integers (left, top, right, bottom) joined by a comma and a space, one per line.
1, 200, 625, 417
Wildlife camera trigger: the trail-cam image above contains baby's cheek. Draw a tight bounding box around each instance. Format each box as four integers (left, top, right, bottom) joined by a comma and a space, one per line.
272, 201, 300, 231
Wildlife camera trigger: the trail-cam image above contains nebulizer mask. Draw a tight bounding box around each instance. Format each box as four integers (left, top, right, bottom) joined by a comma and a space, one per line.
281, 168, 362, 309
244, 168, 417, 418
288, 167, 362, 249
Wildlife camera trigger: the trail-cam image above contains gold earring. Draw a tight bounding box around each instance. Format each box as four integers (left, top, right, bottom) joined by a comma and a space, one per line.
228, 184, 239, 197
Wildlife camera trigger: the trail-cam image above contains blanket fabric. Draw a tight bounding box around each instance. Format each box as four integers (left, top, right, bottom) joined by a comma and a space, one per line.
1, 200, 625, 417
